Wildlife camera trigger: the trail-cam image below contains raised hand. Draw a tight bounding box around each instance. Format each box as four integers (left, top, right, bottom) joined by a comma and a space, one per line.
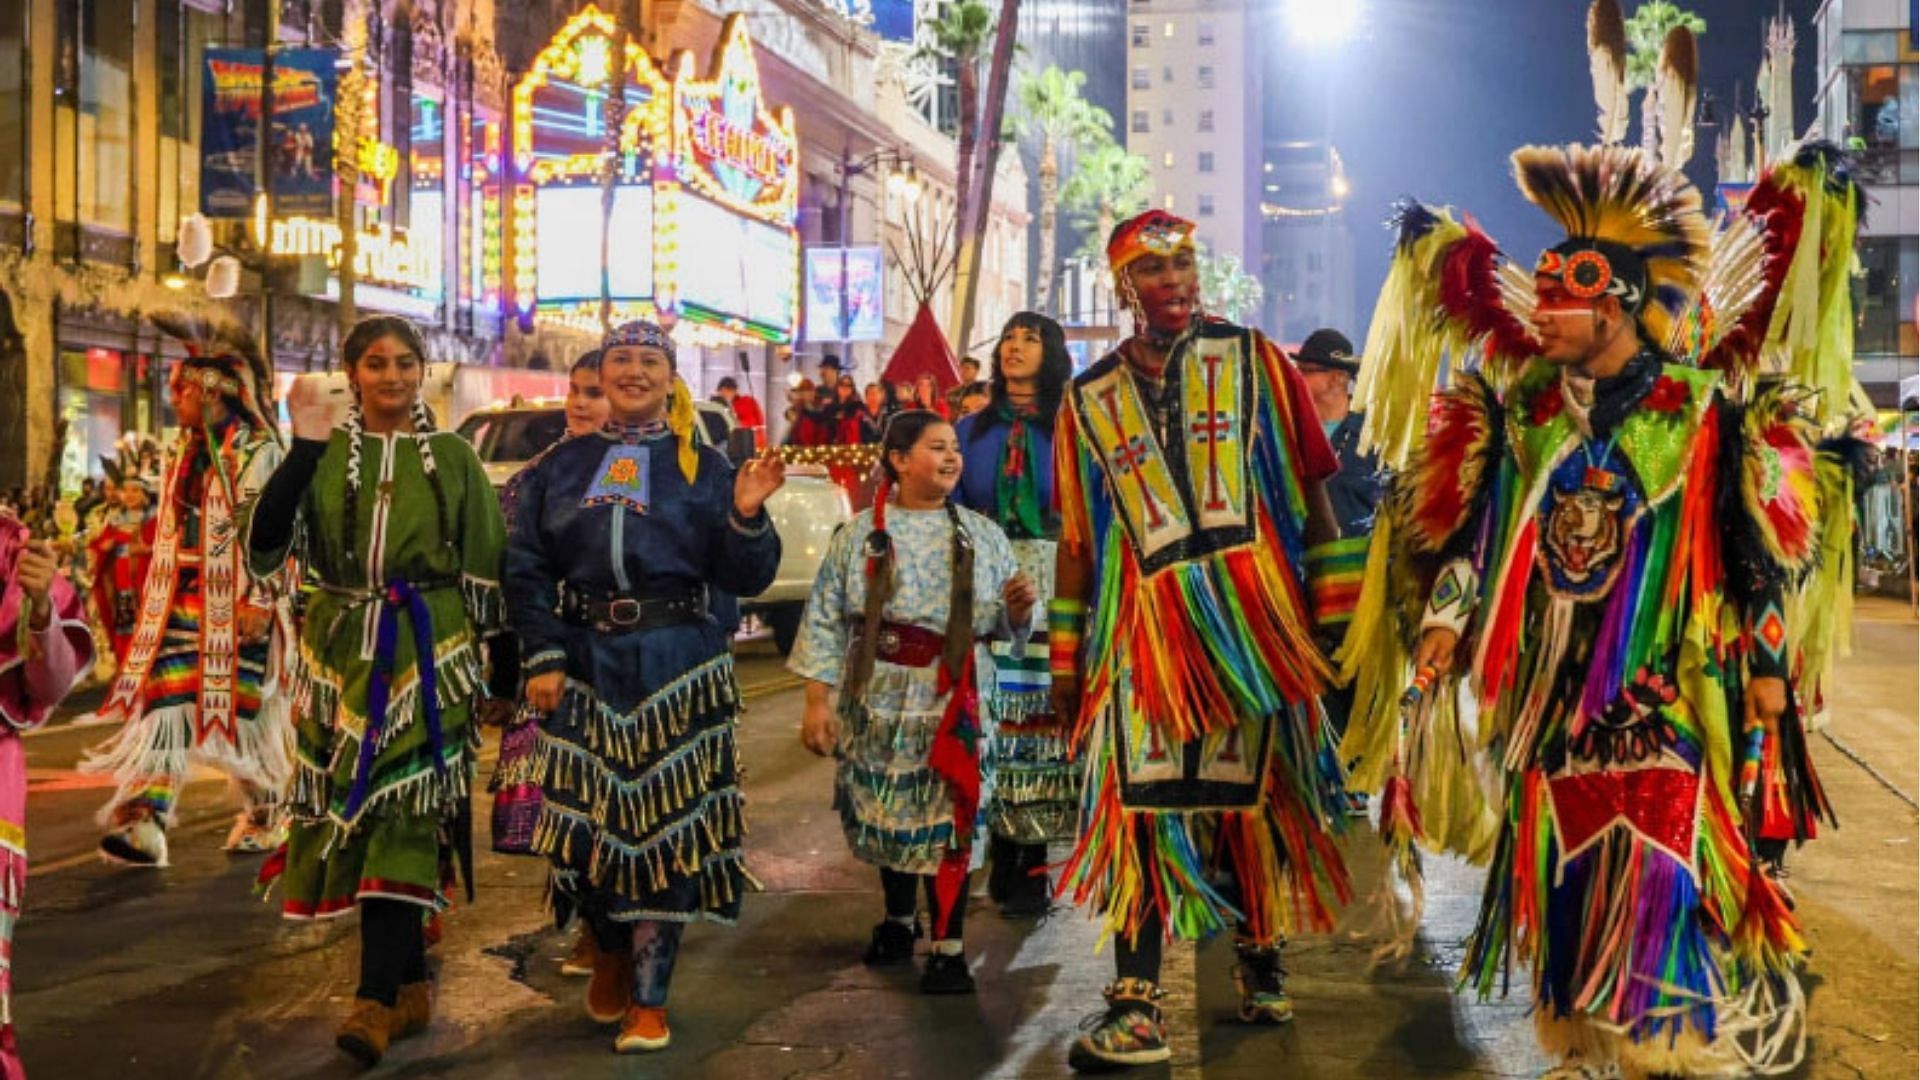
733, 450, 788, 518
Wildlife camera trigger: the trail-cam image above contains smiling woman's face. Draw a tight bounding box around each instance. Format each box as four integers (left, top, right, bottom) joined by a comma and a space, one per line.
600, 345, 673, 422
348, 334, 424, 421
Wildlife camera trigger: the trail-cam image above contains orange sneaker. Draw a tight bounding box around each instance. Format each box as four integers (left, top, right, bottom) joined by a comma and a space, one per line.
614, 1005, 671, 1053
586, 940, 634, 1023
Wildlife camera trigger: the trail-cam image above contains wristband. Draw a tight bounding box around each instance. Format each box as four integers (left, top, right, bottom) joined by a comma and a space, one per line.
1047, 598, 1086, 678
1305, 536, 1368, 633
1419, 558, 1479, 637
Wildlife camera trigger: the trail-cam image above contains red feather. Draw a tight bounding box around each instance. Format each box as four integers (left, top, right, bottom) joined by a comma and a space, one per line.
1437, 218, 1541, 363
1702, 175, 1805, 374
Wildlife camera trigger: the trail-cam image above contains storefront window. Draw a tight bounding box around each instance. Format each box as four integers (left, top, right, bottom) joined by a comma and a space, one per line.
155, 3, 219, 242
80, 0, 136, 232
58, 348, 126, 490
1854, 236, 1918, 359
0, 0, 25, 210
1846, 62, 1917, 184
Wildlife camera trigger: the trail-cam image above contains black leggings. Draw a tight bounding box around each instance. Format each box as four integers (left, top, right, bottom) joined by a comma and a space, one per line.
357, 899, 429, 1006
880, 868, 970, 940
1112, 819, 1261, 984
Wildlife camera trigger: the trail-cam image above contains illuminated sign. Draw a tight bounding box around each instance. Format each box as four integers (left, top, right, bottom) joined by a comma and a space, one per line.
509, 3, 670, 321
358, 136, 402, 205
672, 194, 796, 340
668, 18, 799, 224
258, 212, 443, 295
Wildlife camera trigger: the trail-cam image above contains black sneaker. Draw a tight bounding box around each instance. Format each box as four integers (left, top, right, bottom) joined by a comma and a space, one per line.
986, 834, 1018, 904
919, 951, 976, 995
862, 919, 920, 966
1231, 941, 1292, 1024
999, 860, 1053, 919
1067, 978, 1170, 1072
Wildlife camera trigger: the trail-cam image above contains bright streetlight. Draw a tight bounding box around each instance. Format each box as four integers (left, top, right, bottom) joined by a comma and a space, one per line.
1283, 0, 1359, 44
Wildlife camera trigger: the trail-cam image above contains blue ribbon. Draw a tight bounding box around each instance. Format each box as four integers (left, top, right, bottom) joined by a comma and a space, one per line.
343, 580, 445, 820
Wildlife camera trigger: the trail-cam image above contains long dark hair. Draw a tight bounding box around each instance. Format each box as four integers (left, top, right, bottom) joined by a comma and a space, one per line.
975, 311, 1070, 441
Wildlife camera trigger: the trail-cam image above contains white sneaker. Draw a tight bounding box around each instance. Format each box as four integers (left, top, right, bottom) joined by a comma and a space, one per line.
100, 818, 170, 867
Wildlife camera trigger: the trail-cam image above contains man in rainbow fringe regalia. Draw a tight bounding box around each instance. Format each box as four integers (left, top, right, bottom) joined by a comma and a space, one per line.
1339, 140, 1863, 1079
82, 316, 290, 867
1048, 209, 1360, 1072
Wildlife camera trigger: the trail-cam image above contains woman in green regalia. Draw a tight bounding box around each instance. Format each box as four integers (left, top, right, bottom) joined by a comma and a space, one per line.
247, 315, 505, 1068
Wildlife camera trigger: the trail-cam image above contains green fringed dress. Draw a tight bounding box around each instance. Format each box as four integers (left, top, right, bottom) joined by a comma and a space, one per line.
249, 430, 505, 917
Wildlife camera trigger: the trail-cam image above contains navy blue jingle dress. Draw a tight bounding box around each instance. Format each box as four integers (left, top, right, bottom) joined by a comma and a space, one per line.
504, 424, 780, 927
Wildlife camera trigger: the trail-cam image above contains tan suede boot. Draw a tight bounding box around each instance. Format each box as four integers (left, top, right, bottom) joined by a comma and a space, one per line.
390, 981, 432, 1041
335, 998, 393, 1068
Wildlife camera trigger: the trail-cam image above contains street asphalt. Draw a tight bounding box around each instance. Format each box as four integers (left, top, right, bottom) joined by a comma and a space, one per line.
11, 601, 1917, 1078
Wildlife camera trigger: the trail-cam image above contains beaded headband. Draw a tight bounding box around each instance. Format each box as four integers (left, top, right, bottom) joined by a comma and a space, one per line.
603, 320, 677, 366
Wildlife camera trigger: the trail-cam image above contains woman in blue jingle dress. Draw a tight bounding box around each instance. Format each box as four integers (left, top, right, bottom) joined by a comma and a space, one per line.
504, 320, 786, 1056
951, 312, 1076, 918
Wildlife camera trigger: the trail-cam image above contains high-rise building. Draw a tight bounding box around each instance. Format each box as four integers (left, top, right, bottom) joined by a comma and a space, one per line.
1012, 0, 1127, 318
1811, 0, 1917, 405
1124, 0, 1263, 271
1258, 140, 1354, 347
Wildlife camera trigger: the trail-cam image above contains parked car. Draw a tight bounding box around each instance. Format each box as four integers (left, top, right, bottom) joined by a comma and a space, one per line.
455, 400, 847, 653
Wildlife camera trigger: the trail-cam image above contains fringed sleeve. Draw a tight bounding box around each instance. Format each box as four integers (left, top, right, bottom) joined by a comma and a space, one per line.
1052, 396, 1094, 561
445, 434, 507, 636
502, 456, 567, 679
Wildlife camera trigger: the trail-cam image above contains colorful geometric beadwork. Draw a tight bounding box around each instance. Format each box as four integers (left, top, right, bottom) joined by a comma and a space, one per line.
583, 443, 652, 513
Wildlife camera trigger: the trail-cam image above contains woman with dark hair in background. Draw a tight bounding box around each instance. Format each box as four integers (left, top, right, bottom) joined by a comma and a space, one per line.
249, 315, 506, 1067
952, 312, 1076, 917
791, 410, 1036, 994
505, 320, 785, 1055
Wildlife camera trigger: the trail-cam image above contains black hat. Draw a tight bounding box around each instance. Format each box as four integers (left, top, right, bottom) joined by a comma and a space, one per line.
819, 354, 844, 373
1294, 329, 1359, 376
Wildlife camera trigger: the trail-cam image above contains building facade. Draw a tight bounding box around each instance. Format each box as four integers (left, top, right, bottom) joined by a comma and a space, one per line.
1813, 0, 1918, 406
0, 0, 513, 492
1258, 140, 1354, 347
1123, 0, 1261, 268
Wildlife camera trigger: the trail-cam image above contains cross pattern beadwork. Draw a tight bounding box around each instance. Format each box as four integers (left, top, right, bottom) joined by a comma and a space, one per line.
1098, 384, 1170, 530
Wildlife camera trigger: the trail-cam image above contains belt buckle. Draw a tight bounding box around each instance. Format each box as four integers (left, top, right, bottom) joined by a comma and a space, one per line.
606, 597, 643, 627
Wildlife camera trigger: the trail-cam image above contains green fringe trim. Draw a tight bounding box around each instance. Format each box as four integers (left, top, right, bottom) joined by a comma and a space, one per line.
535, 785, 749, 902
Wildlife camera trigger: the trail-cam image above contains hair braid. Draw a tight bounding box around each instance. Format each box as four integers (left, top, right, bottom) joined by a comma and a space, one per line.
342, 398, 366, 576
411, 397, 454, 549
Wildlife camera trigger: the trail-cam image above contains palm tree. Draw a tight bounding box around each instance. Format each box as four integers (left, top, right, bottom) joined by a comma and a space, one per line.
1060, 141, 1151, 272
917, 1, 995, 261
1014, 66, 1112, 315
1195, 244, 1264, 324
1624, 1, 1706, 88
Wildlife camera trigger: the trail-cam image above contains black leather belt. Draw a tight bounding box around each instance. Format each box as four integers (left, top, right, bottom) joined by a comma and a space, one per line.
560, 584, 709, 632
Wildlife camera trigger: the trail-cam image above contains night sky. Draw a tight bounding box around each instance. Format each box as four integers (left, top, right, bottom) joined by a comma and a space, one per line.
1260, 0, 1824, 338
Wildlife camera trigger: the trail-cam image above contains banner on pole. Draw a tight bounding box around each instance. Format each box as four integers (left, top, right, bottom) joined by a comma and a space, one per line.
199, 48, 339, 218
804, 246, 885, 343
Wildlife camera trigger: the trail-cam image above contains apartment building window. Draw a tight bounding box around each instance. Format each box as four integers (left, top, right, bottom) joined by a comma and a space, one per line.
1198, 194, 1215, 217
1198, 22, 1215, 46
1840, 42, 1917, 184
1131, 22, 1149, 47
1131, 110, 1149, 134
0, 0, 25, 209
1132, 67, 1151, 90
1197, 66, 1215, 90
79, 0, 138, 233
1198, 151, 1215, 173
156, 3, 221, 243
1162, 151, 1175, 168
1855, 236, 1918, 357
1162, 66, 1173, 83
1162, 107, 1173, 126
1163, 21, 1174, 37
1163, 193, 1176, 211
1198, 109, 1215, 132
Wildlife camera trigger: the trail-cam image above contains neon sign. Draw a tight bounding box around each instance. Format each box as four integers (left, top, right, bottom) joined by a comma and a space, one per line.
260, 214, 443, 294
669, 18, 799, 224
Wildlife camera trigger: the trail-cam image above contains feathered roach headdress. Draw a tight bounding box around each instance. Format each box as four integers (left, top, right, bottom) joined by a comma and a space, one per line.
1512, 143, 1710, 353
149, 310, 279, 441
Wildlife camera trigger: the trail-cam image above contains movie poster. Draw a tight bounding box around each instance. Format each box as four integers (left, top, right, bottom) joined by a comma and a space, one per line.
200, 48, 338, 218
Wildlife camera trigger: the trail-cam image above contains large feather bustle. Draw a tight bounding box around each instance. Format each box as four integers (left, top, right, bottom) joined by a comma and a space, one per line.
1510, 144, 1709, 352
1706, 142, 1861, 416
1681, 212, 1771, 380
1353, 201, 1537, 473
1587, 0, 1630, 145
1657, 26, 1699, 168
